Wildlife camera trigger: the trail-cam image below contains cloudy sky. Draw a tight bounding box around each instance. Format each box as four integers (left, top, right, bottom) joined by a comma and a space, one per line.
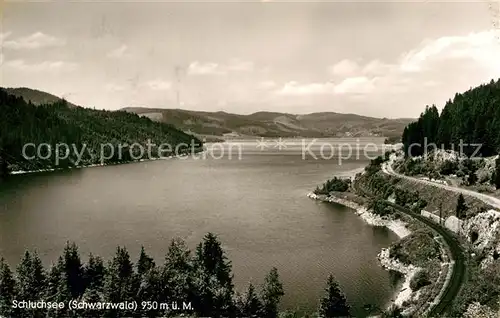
1, 1, 500, 118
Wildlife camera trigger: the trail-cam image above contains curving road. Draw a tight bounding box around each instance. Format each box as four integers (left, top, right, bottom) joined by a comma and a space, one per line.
382, 156, 500, 210
353, 178, 465, 317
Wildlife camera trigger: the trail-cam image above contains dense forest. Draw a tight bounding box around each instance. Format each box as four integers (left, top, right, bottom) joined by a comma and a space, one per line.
401, 79, 500, 157
313, 177, 351, 195
0, 233, 351, 318
0, 89, 202, 174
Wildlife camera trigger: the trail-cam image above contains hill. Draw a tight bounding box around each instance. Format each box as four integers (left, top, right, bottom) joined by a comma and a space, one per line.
5, 87, 413, 140
121, 107, 413, 140
3, 87, 79, 108
401, 78, 500, 157
0, 89, 201, 174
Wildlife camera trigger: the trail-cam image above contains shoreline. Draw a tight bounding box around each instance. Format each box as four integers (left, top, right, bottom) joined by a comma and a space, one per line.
307, 191, 415, 313
7, 150, 203, 176
307, 192, 411, 239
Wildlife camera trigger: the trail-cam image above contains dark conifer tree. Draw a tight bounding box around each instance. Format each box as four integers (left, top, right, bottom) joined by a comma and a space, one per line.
61, 242, 85, 299
0, 258, 16, 317
103, 247, 136, 317
45, 256, 71, 317
402, 79, 500, 158
242, 283, 263, 318
84, 253, 105, 292
134, 246, 156, 318
193, 233, 235, 317
456, 194, 467, 219
318, 275, 351, 318
163, 238, 194, 311
494, 156, 500, 189
137, 246, 155, 278
261, 267, 284, 318
16, 251, 47, 317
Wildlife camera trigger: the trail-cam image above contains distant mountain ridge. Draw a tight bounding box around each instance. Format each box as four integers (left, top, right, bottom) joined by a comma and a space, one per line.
121, 107, 413, 140
122, 107, 414, 138
4, 87, 413, 140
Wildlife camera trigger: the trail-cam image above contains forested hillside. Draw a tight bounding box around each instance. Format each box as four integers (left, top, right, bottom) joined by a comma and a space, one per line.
0, 89, 202, 174
402, 79, 500, 157
3, 87, 79, 108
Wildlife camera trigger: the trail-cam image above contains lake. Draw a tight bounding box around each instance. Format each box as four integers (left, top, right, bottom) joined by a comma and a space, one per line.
0, 138, 400, 316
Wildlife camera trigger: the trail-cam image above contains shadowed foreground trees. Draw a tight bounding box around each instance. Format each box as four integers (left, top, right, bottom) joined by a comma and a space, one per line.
0, 233, 352, 318
318, 275, 351, 318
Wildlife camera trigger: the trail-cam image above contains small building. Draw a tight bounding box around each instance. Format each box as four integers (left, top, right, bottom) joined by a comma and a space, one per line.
444, 216, 463, 234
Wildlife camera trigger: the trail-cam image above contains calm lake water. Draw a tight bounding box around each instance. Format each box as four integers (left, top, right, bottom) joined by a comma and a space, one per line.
0, 138, 400, 316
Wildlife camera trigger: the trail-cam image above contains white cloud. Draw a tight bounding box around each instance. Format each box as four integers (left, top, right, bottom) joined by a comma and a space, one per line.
144, 79, 171, 91
5, 59, 78, 72
276, 81, 335, 96
275, 77, 377, 97
107, 45, 131, 59
333, 76, 377, 94
187, 61, 224, 75
329, 59, 359, 76
362, 59, 394, 75
227, 59, 254, 72
399, 30, 500, 73
187, 59, 256, 75
318, 30, 500, 100
3, 32, 65, 49
0, 32, 12, 41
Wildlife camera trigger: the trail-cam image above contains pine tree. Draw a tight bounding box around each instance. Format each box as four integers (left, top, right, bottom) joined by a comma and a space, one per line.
17, 251, 46, 299
0, 258, 16, 317
193, 233, 235, 317
61, 242, 85, 299
261, 267, 284, 318
80, 254, 106, 317
84, 253, 105, 292
318, 275, 351, 318
134, 246, 156, 318
456, 194, 467, 219
45, 257, 70, 317
137, 267, 162, 318
163, 238, 194, 308
16, 251, 47, 317
242, 283, 263, 317
137, 246, 155, 277
103, 247, 136, 317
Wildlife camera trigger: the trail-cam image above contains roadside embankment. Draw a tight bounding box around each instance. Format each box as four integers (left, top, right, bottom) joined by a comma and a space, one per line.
382, 152, 500, 316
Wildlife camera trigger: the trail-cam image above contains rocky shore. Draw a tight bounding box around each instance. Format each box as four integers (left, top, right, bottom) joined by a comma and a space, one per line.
377, 248, 420, 309
307, 192, 411, 239
307, 191, 416, 313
